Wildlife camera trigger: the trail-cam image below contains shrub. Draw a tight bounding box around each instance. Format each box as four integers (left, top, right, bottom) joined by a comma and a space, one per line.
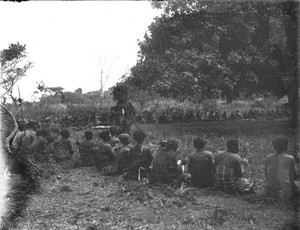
250, 100, 265, 109
202, 99, 218, 112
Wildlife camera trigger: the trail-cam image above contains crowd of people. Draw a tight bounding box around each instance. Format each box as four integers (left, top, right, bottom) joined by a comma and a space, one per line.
10, 118, 299, 208
8, 84, 298, 224
136, 108, 290, 124
36, 107, 290, 129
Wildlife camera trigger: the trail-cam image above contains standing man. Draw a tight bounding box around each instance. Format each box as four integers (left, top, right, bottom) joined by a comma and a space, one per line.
110, 84, 136, 135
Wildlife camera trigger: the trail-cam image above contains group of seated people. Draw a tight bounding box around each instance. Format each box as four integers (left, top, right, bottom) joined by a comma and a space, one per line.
206, 108, 288, 122
11, 119, 299, 203
75, 127, 153, 180
135, 108, 289, 125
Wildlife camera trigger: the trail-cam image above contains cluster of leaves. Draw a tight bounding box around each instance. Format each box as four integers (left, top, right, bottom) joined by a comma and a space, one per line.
0, 43, 33, 103
127, 1, 298, 104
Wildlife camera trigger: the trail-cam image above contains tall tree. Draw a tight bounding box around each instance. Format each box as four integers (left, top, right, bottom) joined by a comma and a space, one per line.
0, 43, 33, 104
128, 1, 298, 124
97, 54, 118, 103
277, 1, 299, 129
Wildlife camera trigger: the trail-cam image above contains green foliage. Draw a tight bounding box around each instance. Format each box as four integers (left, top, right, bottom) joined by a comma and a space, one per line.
0, 42, 33, 103
201, 99, 218, 113
126, 1, 297, 104
0, 43, 26, 66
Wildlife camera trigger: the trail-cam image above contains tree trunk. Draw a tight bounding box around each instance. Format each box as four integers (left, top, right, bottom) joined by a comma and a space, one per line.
281, 2, 299, 129
287, 82, 299, 129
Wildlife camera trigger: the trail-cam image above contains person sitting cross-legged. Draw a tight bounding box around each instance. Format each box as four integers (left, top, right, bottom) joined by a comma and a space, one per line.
30, 129, 50, 163
94, 130, 115, 174
214, 139, 254, 194
114, 133, 131, 176
265, 137, 299, 199
78, 131, 98, 167
266, 137, 300, 227
124, 130, 153, 180
149, 138, 182, 185
52, 129, 77, 170
109, 126, 120, 148
188, 137, 214, 188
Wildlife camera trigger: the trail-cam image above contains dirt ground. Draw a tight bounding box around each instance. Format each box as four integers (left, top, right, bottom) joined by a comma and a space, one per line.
12, 166, 296, 230
7, 121, 300, 229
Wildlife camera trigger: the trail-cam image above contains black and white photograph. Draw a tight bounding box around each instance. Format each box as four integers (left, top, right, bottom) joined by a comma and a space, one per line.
0, 0, 299, 229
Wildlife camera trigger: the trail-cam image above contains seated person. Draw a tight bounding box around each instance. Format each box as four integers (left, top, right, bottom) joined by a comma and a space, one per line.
150, 139, 182, 185
114, 133, 131, 175
188, 137, 214, 188
94, 130, 115, 172
52, 129, 76, 169
221, 111, 227, 120
153, 139, 168, 159
265, 137, 298, 199
12, 119, 27, 152
30, 129, 49, 162
215, 139, 254, 194
125, 130, 153, 180
78, 131, 98, 167
12, 119, 37, 153
109, 126, 120, 148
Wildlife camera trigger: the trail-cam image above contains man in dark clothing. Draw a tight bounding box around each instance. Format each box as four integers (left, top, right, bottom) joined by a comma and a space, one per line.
110, 85, 136, 134
78, 131, 98, 167
150, 139, 182, 184
188, 137, 214, 188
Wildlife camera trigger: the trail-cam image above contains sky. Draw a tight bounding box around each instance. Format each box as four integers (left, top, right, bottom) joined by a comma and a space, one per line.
0, 1, 162, 101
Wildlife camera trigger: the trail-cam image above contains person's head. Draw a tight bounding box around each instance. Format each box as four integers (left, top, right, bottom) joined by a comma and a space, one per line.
119, 133, 130, 145
40, 129, 49, 138
45, 117, 51, 123
36, 130, 42, 137
17, 119, 28, 131
99, 130, 111, 142
160, 139, 168, 148
35, 122, 42, 131
193, 137, 206, 150
166, 139, 178, 151
27, 119, 37, 130
272, 136, 289, 154
132, 130, 147, 144
109, 126, 118, 136
227, 139, 239, 153
112, 84, 129, 101
84, 130, 93, 140
61, 129, 70, 139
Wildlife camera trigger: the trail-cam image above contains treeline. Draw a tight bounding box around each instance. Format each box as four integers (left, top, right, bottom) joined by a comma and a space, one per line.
125, 0, 299, 126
